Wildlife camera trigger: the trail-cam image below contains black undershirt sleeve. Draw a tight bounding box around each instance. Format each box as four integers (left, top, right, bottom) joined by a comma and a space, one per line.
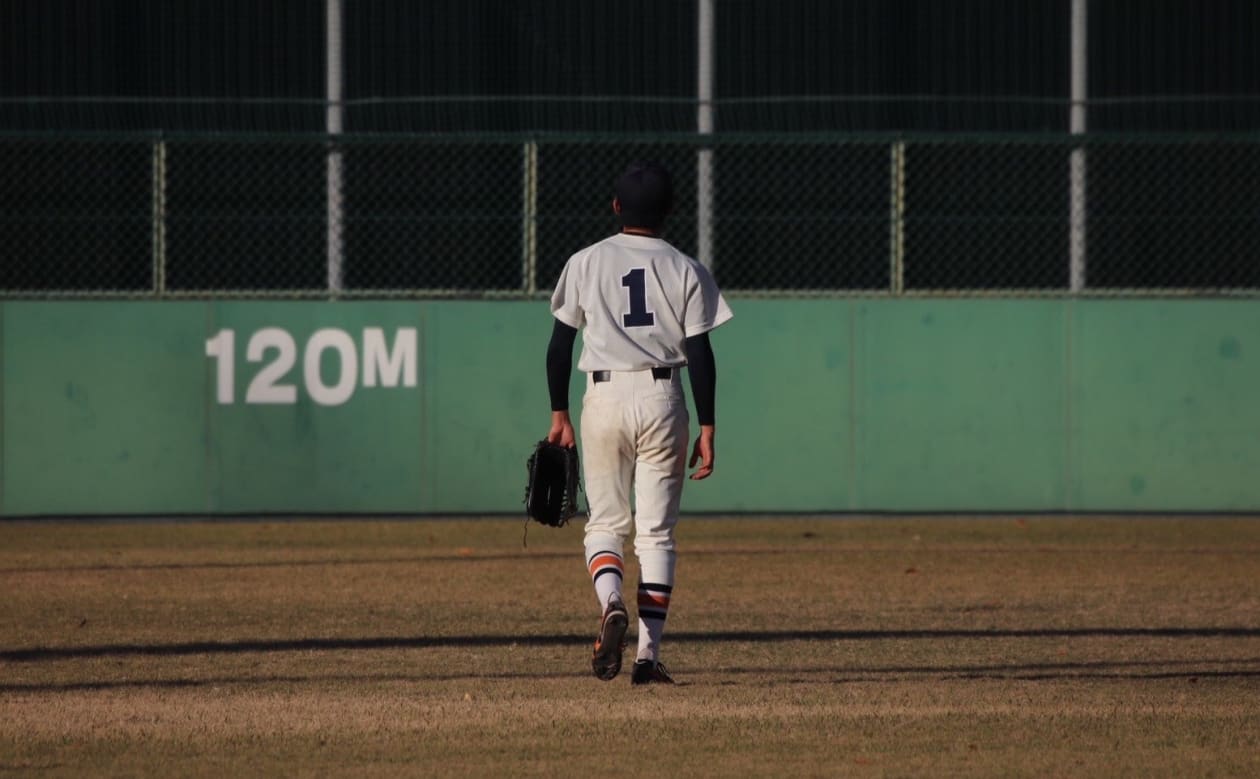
546, 319, 579, 411
684, 332, 716, 426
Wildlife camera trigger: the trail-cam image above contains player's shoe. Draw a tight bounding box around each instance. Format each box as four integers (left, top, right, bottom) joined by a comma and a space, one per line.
591, 597, 629, 681
630, 660, 675, 686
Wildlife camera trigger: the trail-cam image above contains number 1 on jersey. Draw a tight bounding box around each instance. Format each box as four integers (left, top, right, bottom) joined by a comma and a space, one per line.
621, 268, 656, 328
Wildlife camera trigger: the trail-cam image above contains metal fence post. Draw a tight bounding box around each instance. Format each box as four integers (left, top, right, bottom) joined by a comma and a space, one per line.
889, 141, 906, 295
696, 0, 715, 271
522, 140, 539, 294
152, 137, 167, 297
1069, 0, 1088, 292
326, 0, 345, 296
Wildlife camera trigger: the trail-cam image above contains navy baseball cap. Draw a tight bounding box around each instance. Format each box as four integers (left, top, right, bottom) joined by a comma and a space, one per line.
614, 161, 674, 229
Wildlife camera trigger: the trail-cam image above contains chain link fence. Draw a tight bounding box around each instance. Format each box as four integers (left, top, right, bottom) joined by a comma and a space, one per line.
2, 132, 1258, 298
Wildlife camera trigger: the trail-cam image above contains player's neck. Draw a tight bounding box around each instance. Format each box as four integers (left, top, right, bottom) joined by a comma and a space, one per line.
621, 227, 661, 238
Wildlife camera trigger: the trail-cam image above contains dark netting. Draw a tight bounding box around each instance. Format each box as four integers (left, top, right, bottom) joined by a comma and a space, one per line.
164, 139, 327, 292
342, 139, 523, 291
710, 141, 889, 291
3, 133, 1260, 298
1086, 140, 1260, 290
903, 140, 1070, 291
0, 138, 152, 292
3, 0, 1258, 136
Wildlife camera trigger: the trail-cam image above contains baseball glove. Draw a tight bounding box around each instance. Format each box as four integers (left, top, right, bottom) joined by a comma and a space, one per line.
524, 440, 581, 527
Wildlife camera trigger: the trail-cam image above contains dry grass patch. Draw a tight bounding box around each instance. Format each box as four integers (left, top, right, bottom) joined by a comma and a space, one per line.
2, 516, 1259, 777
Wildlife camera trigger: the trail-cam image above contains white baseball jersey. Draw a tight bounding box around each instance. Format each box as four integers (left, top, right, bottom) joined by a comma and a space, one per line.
550, 233, 733, 371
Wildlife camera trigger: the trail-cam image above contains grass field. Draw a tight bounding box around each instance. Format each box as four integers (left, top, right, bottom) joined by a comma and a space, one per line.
2, 516, 1259, 777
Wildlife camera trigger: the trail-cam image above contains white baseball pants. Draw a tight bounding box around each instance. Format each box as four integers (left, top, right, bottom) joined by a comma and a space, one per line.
579, 369, 689, 557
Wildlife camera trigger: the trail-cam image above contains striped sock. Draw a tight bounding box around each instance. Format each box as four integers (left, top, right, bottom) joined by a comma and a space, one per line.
636, 581, 672, 662
586, 550, 624, 610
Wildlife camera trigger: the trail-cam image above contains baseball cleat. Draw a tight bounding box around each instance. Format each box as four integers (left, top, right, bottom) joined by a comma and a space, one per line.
630, 660, 675, 686
591, 598, 629, 681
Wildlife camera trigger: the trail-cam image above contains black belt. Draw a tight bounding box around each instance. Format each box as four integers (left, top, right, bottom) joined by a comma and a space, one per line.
592, 367, 673, 383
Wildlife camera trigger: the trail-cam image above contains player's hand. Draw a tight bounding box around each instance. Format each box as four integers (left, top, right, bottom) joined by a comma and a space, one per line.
548, 411, 576, 449
689, 425, 715, 480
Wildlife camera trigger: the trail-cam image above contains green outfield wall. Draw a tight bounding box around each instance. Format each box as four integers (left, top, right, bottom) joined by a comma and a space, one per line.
1, 299, 1258, 516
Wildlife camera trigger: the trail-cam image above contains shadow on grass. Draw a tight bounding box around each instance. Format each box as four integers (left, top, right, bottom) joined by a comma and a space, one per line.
4, 659, 1260, 694
0, 671, 586, 693
5, 627, 1260, 663
0, 551, 573, 575
727, 659, 1260, 684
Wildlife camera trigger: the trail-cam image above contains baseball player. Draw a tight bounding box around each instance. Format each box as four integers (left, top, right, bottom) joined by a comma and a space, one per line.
544, 160, 733, 685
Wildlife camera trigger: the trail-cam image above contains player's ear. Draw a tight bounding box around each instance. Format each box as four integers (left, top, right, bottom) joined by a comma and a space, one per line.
612, 197, 622, 215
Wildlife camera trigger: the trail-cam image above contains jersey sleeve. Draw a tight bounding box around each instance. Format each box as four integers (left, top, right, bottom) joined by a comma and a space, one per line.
549, 257, 585, 329
683, 261, 734, 338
